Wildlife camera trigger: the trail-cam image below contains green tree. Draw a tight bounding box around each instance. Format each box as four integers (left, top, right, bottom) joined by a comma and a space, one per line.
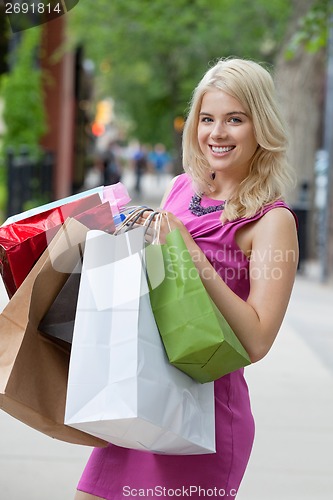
0, 26, 47, 156
285, 0, 332, 58
68, 0, 291, 151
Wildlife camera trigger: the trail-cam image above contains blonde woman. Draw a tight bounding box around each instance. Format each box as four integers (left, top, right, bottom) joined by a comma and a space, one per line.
75, 58, 299, 499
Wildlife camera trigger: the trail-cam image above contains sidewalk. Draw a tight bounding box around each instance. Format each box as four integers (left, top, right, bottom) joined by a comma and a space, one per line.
1, 174, 333, 498
120, 169, 173, 208
237, 272, 333, 500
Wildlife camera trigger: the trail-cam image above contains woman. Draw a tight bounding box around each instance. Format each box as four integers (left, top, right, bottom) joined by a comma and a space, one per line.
75, 58, 299, 499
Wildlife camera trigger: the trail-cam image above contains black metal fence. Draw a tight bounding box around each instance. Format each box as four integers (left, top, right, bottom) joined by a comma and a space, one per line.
5, 146, 54, 218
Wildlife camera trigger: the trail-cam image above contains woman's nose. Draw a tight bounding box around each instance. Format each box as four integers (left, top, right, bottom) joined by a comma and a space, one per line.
210, 122, 227, 140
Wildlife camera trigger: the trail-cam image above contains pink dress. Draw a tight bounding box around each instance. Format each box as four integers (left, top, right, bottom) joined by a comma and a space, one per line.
77, 173, 292, 499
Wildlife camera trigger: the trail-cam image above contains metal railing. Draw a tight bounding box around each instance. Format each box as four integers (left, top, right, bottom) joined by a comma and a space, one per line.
5, 146, 54, 217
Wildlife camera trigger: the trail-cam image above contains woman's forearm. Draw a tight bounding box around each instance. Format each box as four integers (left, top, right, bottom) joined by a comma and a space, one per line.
181, 230, 296, 363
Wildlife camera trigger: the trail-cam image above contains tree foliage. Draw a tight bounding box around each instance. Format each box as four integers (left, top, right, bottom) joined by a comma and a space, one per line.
285, 0, 332, 59
0, 26, 47, 155
68, 0, 291, 148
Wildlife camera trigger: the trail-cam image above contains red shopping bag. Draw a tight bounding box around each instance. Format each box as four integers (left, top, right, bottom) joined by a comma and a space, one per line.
0, 193, 102, 297
74, 202, 115, 234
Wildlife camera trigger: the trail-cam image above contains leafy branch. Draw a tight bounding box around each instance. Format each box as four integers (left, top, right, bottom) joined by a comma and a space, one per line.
285, 0, 332, 59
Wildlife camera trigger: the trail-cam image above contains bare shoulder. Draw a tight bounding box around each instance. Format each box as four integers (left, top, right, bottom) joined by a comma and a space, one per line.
236, 206, 297, 256
258, 206, 297, 231
247, 207, 299, 276
253, 206, 298, 251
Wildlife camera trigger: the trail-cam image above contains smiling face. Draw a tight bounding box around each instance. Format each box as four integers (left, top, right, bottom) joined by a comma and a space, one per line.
197, 89, 258, 179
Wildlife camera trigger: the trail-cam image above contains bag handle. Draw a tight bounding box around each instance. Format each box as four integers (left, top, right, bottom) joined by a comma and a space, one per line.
146, 211, 172, 245
115, 208, 173, 247
114, 207, 154, 235
144, 212, 185, 291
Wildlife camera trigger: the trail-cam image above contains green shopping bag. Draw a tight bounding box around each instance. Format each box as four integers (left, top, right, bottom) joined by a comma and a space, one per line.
147, 228, 251, 383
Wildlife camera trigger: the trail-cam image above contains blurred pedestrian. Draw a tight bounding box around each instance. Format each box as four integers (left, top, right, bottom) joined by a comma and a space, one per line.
148, 143, 171, 185
102, 141, 121, 185
132, 143, 148, 194
74, 58, 299, 499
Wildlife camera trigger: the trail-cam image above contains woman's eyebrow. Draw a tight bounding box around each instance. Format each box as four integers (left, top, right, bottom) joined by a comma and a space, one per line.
199, 110, 248, 116
226, 111, 248, 116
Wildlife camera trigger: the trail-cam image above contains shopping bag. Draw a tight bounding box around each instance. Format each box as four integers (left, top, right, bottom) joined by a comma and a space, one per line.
2, 182, 131, 225
74, 201, 115, 234
0, 182, 131, 297
147, 228, 251, 383
0, 192, 102, 297
38, 263, 81, 347
0, 218, 107, 447
38, 207, 155, 346
65, 227, 215, 455
38, 202, 118, 346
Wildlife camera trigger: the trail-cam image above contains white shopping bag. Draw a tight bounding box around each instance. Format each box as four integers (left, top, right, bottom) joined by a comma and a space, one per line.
65, 227, 215, 455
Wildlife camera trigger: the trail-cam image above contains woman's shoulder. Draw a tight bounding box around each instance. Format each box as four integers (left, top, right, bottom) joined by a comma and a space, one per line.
161, 173, 192, 206
229, 200, 298, 243
250, 202, 299, 245
171, 173, 191, 187
166, 173, 191, 191
259, 201, 298, 229
230, 200, 297, 228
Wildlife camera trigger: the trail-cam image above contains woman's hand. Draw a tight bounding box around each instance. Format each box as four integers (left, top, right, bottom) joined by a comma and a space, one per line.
138, 209, 190, 245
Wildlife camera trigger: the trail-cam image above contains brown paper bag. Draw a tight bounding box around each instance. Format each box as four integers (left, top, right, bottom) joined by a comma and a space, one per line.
0, 218, 107, 447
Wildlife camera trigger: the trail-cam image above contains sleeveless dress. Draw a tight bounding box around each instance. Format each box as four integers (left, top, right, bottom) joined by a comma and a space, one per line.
77, 173, 292, 499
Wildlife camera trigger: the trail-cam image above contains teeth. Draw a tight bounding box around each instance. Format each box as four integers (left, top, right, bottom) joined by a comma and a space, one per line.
211, 146, 233, 153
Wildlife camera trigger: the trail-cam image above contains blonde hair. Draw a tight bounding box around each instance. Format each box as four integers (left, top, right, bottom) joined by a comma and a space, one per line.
182, 57, 295, 221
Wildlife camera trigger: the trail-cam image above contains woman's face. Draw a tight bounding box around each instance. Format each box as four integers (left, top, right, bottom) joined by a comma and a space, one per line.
197, 89, 258, 178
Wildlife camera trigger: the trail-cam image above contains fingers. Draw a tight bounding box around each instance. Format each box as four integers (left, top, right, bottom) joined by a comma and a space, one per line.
131, 210, 173, 245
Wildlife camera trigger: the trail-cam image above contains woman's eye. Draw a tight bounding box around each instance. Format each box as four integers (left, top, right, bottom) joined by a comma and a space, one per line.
229, 116, 242, 124
201, 116, 213, 123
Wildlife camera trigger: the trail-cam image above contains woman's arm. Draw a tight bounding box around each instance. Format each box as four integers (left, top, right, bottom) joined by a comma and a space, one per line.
153, 207, 298, 363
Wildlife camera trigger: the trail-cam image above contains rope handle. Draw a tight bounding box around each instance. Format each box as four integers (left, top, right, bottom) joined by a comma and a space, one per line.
114, 207, 173, 244
114, 206, 154, 235
144, 211, 172, 245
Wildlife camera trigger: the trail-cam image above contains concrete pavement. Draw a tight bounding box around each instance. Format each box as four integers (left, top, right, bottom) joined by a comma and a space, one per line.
1, 172, 333, 499
237, 272, 333, 500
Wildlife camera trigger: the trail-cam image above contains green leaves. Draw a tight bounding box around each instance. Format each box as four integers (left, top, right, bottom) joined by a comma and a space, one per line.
68, 0, 291, 147
285, 0, 331, 60
0, 27, 47, 154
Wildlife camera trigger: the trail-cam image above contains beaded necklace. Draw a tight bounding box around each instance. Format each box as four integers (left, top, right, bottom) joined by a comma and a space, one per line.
188, 193, 225, 217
